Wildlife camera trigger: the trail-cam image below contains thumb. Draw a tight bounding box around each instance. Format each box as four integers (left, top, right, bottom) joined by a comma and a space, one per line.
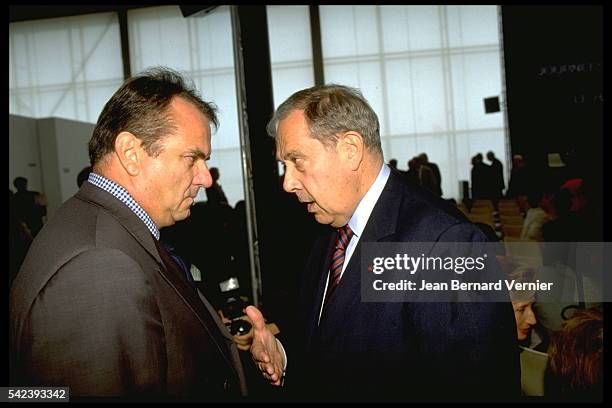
245, 305, 266, 332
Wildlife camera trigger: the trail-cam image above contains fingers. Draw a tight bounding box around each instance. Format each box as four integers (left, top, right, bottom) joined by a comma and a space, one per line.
245, 305, 266, 331
256, 361, 283, 386
266, 367, 283, 386
236, 343, 250, 352
246, 306, 283, 385
250, 342, 271, 364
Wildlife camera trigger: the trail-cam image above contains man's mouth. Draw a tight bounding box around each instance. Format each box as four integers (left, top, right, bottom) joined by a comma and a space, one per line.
296, 196, 316, 212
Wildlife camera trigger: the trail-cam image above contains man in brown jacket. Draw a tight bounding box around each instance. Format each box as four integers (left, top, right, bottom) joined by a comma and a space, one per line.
10, 67, 246, 400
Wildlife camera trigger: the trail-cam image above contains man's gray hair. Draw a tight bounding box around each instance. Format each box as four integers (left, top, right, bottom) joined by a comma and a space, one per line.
266, 84, 382, 155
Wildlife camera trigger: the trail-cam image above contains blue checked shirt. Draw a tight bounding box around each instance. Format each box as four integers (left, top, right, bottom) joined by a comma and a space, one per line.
87, 172, 160, 240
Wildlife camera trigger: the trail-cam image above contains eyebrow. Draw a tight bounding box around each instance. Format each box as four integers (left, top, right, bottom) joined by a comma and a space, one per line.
280, 150, 304, 161
186, 148, 210, 161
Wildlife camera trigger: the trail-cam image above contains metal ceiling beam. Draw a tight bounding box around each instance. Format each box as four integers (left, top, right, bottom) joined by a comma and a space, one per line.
9, 5, 149, 23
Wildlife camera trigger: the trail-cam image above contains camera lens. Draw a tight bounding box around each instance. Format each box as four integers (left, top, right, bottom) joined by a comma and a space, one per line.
229, 319, 252, 336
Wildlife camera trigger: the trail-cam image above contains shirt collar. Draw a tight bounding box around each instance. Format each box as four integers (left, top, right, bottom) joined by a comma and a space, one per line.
347, 163, 391, 238
87, 172, 160, 240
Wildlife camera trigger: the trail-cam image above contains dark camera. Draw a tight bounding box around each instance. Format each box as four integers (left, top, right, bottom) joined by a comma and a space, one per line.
228, 318, 252, 336
219, 277, 252, 336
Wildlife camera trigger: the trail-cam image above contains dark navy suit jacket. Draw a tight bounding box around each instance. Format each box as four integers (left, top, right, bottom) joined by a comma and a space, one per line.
287, 169, 520, 402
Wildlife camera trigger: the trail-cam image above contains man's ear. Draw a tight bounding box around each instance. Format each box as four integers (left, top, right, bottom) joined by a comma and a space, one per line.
339, 131, 365, 171
114, 132, 141, 176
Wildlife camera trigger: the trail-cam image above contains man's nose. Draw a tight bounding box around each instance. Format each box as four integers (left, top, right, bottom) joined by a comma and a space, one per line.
283, 167, 301, 193
194, 162, 213, 188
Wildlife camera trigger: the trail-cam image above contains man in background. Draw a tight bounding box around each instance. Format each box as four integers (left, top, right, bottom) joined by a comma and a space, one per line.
12, 176, 47, 237
205, 167, 229, 205
487, 151, 505, 204
418, 153, 443, 197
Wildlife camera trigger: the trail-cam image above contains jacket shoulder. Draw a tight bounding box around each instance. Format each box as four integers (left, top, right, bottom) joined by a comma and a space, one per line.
391, 179, 483, 242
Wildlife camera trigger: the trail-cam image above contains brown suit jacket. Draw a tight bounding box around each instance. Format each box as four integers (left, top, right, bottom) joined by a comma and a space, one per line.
10, 182, 247, 400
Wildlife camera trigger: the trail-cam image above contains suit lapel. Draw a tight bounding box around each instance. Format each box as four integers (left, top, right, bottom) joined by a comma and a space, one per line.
71, 183, 245, 394
153, 240, 248, 393
76, 183, 235, 343
305, 231, 337, 346
316, 172, 404, 335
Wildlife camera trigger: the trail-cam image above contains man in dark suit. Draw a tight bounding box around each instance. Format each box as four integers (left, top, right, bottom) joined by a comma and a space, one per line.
205, 167, 229, 205
471, 153, 488, 199
246, 84, 520, 401
487, 150, 505, 202
12, 176, 47, 237
10, 68, 246, 400
418, 153, 443, 197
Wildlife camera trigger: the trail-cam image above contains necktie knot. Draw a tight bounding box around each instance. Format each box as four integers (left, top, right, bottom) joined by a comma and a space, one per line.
336, 225, 354, 250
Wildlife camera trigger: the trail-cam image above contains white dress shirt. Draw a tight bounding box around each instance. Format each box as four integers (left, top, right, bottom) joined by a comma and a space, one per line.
277, 163, 391, 376
318, 163, 391, 323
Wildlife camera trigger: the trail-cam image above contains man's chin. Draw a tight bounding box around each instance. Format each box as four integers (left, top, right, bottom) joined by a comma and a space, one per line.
173, 207, 191, 223
313, 213, 334, 226
179, 197, 195, 212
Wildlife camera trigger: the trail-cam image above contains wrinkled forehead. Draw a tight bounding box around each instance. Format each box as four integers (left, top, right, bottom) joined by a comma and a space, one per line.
275, 130, 286, 161
276, 134, 303, 162
275, 113, 310, 160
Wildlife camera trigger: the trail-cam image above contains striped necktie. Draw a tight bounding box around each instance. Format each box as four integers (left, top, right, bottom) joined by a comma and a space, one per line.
323, 224, 354, 308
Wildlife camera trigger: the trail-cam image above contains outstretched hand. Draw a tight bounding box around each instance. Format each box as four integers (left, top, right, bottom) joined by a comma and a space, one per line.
246, 305, 285, 386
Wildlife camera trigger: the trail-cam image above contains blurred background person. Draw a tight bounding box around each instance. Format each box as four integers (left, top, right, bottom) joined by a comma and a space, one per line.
405, 157, 420, 185
9, 188, 33, 285
388, 158, 398, 171
470, 153, 487, 200
545, 307, 603, 401
505, 263, 540, 347
407, 155, 438, 195
521, 190, 555, 241
418, 153, 442, 197
206, 167, 229, 206
502, 260, 548, 397
11, 176, 47, 238
486, 151, 504, 206
506, 154, 529, 199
